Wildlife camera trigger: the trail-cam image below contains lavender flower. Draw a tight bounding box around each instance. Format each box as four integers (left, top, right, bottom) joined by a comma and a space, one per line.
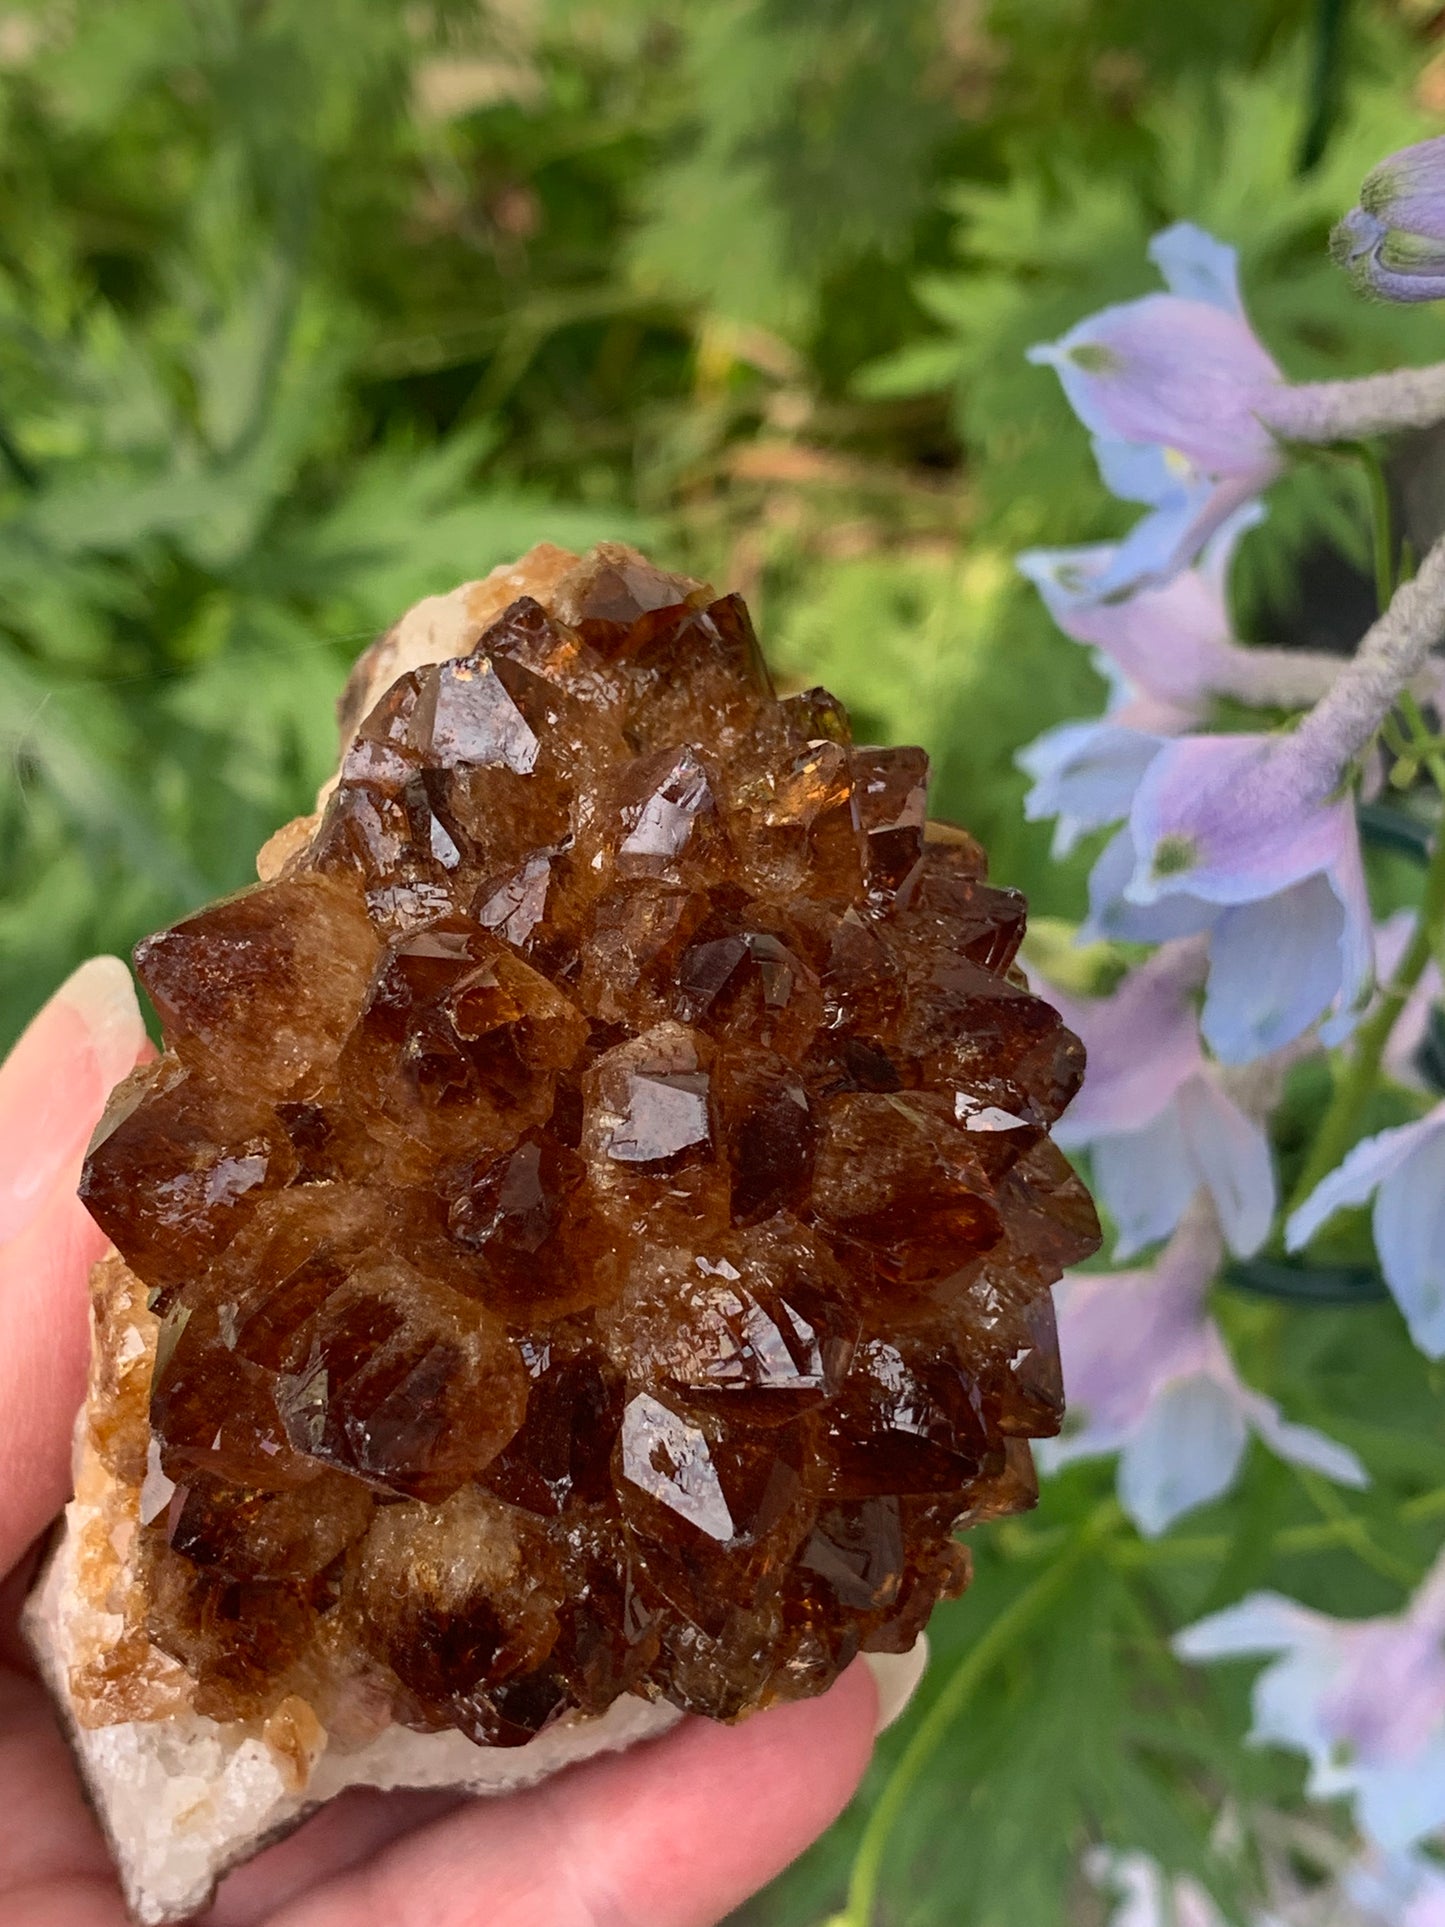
1347, 1848, 1445, 1927
1376, 911, 1445, 1092
1021, 720, 1374, 1063
1083, 822, 1221, 947
1120, 731, 1374, 1062
1333, 137, 1445, 303
1016, 506, 1260, 733
1286, 1102, 1445, 1358
1044, 942, 1276, 1259
1176, 1548, 1445, 1852
1028, 224, 1284, 594
1037, 1207, 1366, 1536
1017, 722, 1167, 858
1018, 506, 1339, 730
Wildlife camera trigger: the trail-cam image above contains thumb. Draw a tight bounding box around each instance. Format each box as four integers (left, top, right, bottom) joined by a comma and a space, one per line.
0, 958, 150, 1577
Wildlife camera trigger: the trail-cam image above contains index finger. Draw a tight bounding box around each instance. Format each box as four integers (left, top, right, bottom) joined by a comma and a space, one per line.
254, 1659, 880, 1927
0, 958, 150, 1578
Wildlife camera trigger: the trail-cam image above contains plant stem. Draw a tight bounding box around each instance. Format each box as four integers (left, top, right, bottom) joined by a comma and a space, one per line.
832, 1505, 1117, 1927
1112, 1502, 1441, 1570
1261, 364, 1445, 444
1292, 534, 1445, 774
1288, 455, 1445, 1209
1361, 444, 1396, 614
1357, 446, 1445, 788
1405, 1484, 1445, 1524
1297, 0, 1349, 174
1094, 1479, 1445, 1574
0, 414, 39, 491
1292, 1466, 1420, 1590
1288, 811, 1445, 1213
1399, 688, 1445, 794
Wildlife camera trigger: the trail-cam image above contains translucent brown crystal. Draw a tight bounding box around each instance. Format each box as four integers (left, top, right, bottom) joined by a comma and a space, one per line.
80, 544, 1099, 1747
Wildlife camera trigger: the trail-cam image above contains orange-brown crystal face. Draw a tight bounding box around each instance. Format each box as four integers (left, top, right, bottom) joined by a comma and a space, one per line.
80, 553, 1099, 1744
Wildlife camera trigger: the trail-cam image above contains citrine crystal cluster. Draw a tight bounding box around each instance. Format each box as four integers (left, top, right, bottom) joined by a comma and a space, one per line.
76, 545, 1098, 1752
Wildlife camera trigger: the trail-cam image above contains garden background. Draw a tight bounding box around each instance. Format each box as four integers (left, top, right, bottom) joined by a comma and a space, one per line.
3, 2, 1444, 1922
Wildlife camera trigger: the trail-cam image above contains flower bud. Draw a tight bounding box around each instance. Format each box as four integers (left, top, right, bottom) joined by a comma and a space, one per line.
1332, 136, 1445, 301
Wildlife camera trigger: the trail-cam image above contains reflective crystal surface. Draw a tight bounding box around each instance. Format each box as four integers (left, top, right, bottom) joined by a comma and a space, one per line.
80, 543, 1098, 1744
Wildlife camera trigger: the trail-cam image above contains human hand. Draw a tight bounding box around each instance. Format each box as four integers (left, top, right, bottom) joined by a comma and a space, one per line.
0, 959, 881, 1927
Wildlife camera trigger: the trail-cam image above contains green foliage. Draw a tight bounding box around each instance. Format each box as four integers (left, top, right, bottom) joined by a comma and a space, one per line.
3, 2, 1444, 1924
0, 0, 641, 1039
627, 0, 949, 341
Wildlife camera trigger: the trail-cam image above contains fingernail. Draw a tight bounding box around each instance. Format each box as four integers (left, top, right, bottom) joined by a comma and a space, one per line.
0, 956, 147, 1246
863, 1635, 929, 1735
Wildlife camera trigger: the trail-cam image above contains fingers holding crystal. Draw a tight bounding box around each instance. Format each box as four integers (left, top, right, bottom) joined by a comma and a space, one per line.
264, 1657, 879, 1927
0, 958, 150, 1578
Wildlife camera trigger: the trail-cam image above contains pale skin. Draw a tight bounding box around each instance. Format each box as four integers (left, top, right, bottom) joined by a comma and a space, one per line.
0, 963, 878, 1927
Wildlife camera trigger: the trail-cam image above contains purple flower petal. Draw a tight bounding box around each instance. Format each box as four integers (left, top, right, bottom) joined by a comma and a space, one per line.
1091, 1111, 1202, 1260
1374, 1124, 1445, 1357
1083, 828, 1220, 945
1073, 1055, 1275, 1261
1092, 435, 1202, 507
1347, 1847, 1445, 1927
1178, 1595, 1345, 1784
1047, 942, 1271, 1259
1043, 1219, 1218, 1450
1203, 874, 1353, 1062
1199, 496, 1267, 587
1017, 509, 1259, 720
1173, 1073, 1276, 1256
1049, 945, 1207, 1142
1355, 1746, 1445, 1855
1119, 1369, 1249, 1535
1127, 733, 1354, 907
1174, 1592, 1317, 1662
1179, 1550, 1445, 1852
1027, 226, 1281, 593
1105, 685, 1202, 735
1377, 913, 1445, 1090
1046, 1214, 1364, 1532
1118, 1320, 1357, 1535
1322, 1618, 1445, 1764
1089, 472, 1271, 599
1287, 1105, 1445, 1249
1028, 294, 1281, 473
1148, 222, 1246, 316
1318, 817, 1376, 1045
1245, 1397, 1369, 1489
1017, 720, 1165, 856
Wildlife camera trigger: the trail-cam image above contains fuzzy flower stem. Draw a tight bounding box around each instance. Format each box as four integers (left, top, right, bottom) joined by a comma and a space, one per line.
1213, 646, 1343, 708
1259, 363, 1445, 443
1277, 541, 1445, 1209
1290, 818, 1445, 1213
1292, 533, 1445, 773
